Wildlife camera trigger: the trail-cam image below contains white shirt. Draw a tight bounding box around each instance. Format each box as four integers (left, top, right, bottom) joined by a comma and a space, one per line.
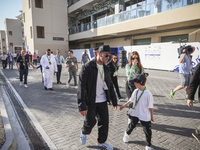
96, 64, 106, 103
129, 88, 153, 121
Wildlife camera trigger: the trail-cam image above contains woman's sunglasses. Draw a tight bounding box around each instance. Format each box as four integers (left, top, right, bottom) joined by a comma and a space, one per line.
132, 57, 139, 60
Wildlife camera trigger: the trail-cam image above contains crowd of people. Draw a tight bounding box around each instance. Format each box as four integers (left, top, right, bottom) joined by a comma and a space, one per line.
0, 44, 199, 150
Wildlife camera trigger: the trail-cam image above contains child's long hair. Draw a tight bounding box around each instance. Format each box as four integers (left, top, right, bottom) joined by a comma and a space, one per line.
128, 51, 143, 73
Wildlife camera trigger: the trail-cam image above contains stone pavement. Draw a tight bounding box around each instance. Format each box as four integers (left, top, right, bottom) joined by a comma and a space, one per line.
1, 64, 200, 150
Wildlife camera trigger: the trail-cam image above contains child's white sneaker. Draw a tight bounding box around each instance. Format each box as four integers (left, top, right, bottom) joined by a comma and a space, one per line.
123, 131, 129, 143
145, 146, 152, 150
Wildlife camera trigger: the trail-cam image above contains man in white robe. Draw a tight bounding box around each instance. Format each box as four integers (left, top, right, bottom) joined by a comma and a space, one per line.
40, 49, 57, 90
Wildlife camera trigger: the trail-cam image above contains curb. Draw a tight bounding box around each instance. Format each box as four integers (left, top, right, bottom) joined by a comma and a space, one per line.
0, 85, 16, 150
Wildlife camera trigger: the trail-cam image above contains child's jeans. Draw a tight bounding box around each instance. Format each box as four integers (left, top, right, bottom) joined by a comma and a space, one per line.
126, 116, 152, 146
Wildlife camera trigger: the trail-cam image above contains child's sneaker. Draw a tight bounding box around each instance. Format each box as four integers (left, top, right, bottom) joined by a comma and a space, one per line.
123, 131, 129, 143
170, 89, 175, 98
145, 146, 152, 150
80, 133, 86, 144
98, 142, 113, 150
24, 84, 28, 88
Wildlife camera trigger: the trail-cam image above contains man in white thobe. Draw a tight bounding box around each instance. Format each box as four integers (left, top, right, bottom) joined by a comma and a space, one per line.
40, 49, 57, 90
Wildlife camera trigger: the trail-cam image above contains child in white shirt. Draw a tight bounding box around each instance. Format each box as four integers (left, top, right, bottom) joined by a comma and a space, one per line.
120, 74, 154, 150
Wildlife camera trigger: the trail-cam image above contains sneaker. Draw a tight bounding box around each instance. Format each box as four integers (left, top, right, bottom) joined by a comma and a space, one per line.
66, 83, 70, 88
80, 133, 86, 144
20, 82, 22, 86
119, 97, 124, 101
24, 84, 28, 88
123, 131, 129, 143
74, 86, 78, 89
145, 146, 152, 150
98, 142, 113, 150
170, 89, 175, 98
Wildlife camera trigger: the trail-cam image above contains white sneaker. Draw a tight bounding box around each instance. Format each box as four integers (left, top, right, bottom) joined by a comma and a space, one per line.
145, 146, 152, 150
24, 84, 28, 88
74, 86, 78, 89
20, 82, 22, 86
123, 131, 129, 143
66, 83, 70, 88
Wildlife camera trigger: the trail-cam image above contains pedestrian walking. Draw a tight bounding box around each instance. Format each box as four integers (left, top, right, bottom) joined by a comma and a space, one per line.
1, 52, 7, 69
81, 50, 90, 65
170, 46, 195, 100
33, 52, 38, 66
55, 49, 65, 84
65, 50, 78, 88
107, 54, 124, 100
40, 49, 57, 90
78, 45, 117, 150
120, 74, 154, 150
8, 53, 14, 69
16, 50, 36, 88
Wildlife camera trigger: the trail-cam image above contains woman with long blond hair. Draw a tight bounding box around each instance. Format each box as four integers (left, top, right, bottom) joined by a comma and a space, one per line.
126, 51, 145, 98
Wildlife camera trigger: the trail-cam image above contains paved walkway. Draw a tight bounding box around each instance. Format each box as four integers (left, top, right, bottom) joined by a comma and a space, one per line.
1, 64, 200, 150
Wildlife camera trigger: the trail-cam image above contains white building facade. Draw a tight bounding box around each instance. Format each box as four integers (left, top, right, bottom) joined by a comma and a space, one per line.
4, 18, 23, 53
22, 0, 69, 57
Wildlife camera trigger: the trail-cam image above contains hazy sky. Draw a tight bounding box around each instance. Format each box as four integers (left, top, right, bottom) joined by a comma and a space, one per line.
0, 0, 22, 30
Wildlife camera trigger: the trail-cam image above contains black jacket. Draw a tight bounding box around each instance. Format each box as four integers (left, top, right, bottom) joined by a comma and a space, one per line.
77, 59, 118, 111
107, 61, 119, 78
188, 63, 200, 100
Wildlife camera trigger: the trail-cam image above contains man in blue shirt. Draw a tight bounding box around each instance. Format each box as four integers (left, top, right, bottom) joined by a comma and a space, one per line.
170, 46, 195, 100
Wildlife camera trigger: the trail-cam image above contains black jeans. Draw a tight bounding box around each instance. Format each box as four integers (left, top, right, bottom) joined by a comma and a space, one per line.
56, 65, 62, 82
126, 116, 152, 146
33, 59, 37, 66
111, 76, 122, 98
82, 102, 109, 144
2, 60, 7, 69
20, 69, 28, 84
126, 81, 136, 99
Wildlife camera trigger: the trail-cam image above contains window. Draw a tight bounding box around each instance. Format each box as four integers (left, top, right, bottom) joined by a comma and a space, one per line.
161, 34, 188, 43
96, 43, 104, 48
36, 26, 45, 38
2, 38, 5, 42
84, 44, 91, 49
10, 43, 13, 48
9, 31, 12, 36
30, 26, 32, 38
35, 0, 43, 8
133, 38, 151, 45
29, 0, 31, 8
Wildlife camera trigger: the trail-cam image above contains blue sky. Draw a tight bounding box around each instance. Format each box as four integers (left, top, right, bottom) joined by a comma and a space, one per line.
0, 0, 22, 30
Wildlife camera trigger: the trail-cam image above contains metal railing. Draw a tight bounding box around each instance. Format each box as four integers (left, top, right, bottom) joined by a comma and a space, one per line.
69, 0, 200, 35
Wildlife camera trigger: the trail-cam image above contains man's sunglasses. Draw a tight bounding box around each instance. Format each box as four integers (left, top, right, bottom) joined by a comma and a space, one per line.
102, 54, 111, 58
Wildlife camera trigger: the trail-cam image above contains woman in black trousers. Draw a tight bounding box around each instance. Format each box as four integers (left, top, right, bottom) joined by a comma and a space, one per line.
107, 54, 123, 100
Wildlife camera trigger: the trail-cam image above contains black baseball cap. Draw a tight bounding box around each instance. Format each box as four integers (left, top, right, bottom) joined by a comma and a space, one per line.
129, 74, 146, 85
98, 45, 114, 54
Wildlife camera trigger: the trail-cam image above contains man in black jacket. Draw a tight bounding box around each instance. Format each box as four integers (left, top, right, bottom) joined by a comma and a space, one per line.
78, 45, 117, 150
188, 63, 200, 108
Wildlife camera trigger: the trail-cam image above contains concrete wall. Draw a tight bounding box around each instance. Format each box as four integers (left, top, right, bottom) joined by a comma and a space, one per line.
4, 19, 23, 52
68, 0, 94, 13
0, 30, 7, 53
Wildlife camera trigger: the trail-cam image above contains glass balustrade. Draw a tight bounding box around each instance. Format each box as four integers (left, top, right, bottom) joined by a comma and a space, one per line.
69, 0, 200, 35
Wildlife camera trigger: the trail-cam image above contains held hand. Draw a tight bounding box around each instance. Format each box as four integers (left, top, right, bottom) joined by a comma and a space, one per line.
17, 68, 20, 71
80, 110, 87, 116
187, 100, 193, 108
113, 106, 117, 111
46, 66, 49, 69
119, 106, 124, 111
